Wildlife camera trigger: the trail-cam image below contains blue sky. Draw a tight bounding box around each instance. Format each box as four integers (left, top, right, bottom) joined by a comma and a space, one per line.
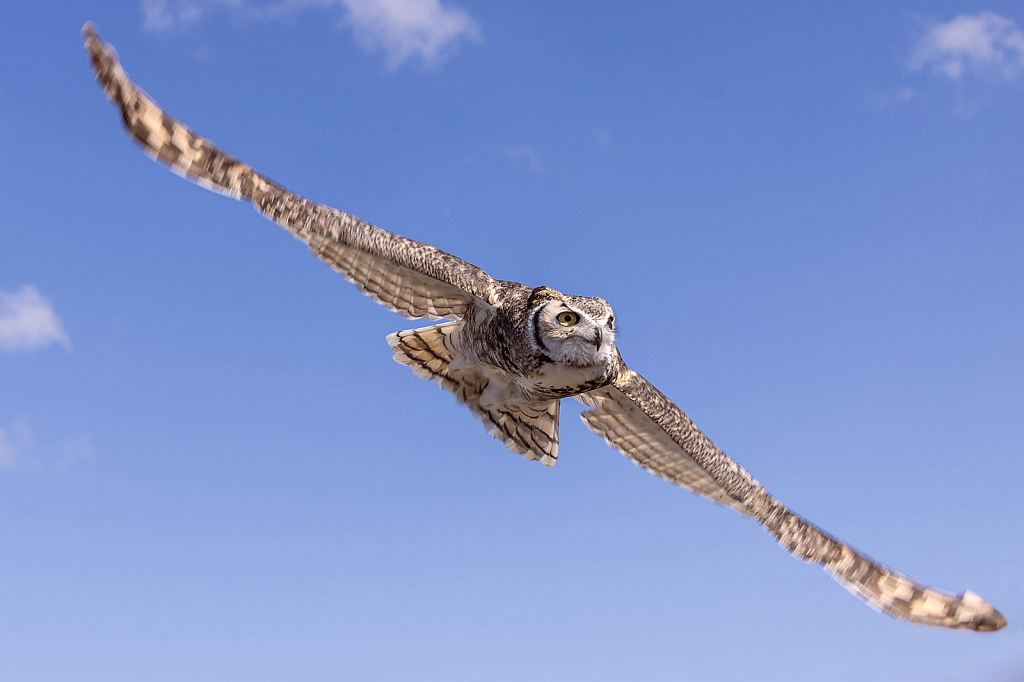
2, 0, 1023, 679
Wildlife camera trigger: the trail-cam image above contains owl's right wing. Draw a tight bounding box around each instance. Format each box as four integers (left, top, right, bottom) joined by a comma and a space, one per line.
83, 23, 499, 321
576, 354, 1006, 631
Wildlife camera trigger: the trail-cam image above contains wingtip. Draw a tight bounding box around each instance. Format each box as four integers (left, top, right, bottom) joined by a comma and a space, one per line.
82, 21, 111, 68
977, 610, 1008, 632
961, 591, 1007, 632
82, 21, 106, 55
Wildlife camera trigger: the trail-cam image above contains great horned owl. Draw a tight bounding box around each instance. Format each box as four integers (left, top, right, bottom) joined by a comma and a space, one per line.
82, 23, 1005, 632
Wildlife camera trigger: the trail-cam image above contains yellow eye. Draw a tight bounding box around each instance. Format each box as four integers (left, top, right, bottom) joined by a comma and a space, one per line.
557, 311, 580, 327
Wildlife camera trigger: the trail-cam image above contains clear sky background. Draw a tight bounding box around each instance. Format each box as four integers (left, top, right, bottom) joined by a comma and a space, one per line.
2, 1, 1023, 680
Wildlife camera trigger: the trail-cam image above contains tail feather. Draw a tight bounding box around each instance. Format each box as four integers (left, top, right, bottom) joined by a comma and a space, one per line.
387, 323, 560, 465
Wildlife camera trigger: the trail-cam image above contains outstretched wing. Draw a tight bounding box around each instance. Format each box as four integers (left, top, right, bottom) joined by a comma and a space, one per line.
576, 354, 1006, 631
82, 23, 499, 321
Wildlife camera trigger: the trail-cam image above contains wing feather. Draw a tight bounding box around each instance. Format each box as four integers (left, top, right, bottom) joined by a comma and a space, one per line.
577, 356, 1006, 631
82, 23, 497, 320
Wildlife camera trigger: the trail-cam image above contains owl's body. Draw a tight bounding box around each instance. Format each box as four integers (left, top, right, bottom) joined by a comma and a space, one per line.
391, 286, 617, 465
83, 23, 1007, 632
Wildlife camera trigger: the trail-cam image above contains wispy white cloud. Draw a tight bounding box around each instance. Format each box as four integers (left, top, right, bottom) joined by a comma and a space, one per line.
55, 434, 96, 475
142, 0, 208, 31
342, 0, 482, 69
141, 0, 482, 68
865, 86, 916, 110
0, 286, 71, 353
0, 431, 16, 469
0, 419, 95, 474
504, 145, 547, 175
0, 418, 33, 470
909, 11, 1024, 83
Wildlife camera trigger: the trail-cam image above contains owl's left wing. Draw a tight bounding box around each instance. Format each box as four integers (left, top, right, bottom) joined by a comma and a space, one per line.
576, 355, 1006, 631
83, 23, 499, 320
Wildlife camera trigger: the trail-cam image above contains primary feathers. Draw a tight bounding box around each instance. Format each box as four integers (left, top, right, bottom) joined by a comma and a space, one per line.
83, 22, 1005, 632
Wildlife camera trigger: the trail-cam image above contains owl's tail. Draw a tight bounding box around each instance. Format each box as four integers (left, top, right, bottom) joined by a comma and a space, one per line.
387, 322, 561, 466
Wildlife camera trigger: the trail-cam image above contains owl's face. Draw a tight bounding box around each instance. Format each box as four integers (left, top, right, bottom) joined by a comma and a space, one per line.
529, 294, 616, 368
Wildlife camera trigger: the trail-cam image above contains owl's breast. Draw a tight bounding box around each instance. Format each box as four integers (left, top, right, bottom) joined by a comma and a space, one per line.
518, 358, 615, 401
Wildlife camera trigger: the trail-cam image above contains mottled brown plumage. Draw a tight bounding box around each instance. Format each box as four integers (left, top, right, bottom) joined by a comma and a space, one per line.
83, 22, 1005, 632
585, 364, 1006, 630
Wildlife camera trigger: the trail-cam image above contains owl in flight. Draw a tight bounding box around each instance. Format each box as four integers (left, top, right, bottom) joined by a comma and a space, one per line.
83, 23, 1004, 631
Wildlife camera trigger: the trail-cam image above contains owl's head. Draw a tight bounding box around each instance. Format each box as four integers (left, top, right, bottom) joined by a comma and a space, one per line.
525, 287, 616, 367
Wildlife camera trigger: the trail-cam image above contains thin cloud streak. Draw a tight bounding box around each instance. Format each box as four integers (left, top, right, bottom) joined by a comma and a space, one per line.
0, 420, 95, 474
0, 418, 32, 470
142, 0, 208, 31
504, 145, 547, 175
140, 0, 482, 68
0, 286, 71, 353
55, 434, 96, 475
0, 430, 16, 469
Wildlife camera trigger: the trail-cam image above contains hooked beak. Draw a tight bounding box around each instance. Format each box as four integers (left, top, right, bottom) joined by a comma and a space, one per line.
592, 327, 603, 348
